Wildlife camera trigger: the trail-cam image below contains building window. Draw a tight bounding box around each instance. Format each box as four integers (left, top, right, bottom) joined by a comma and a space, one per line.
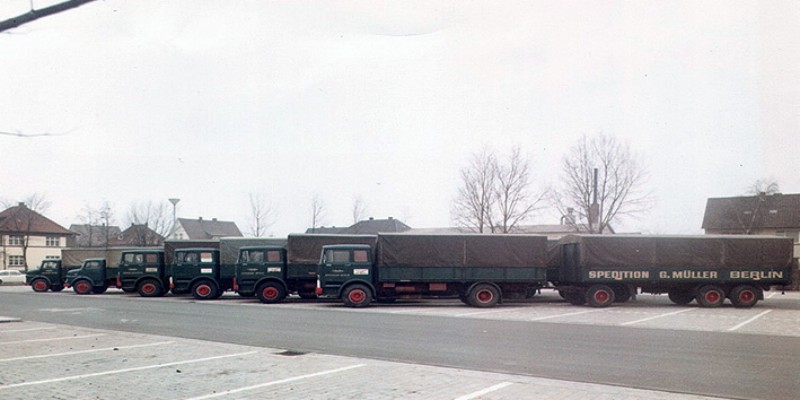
45, 255, 60, 260
9, 256, 24, 266
46, 236, 60, 247
8, 236, 23, 246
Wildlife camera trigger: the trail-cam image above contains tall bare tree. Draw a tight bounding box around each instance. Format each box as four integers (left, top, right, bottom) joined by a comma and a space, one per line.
0, 0, 98, 33
1, 193, 51, 271
125, 200, 172, 239
246, 193, 276, 237
351, 196, 368, 224
452, 147, 544, 233
553, 134, 650, 233
309, 194, 327, 233
76, 200, 115, 247
746, 179, 780, 196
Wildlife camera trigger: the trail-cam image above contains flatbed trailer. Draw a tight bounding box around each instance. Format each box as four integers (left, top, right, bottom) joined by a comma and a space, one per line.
550, 234, 795, 308
316, 234, 548, 307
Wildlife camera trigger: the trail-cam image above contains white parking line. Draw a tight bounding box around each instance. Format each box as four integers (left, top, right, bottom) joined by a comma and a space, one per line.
453, 382, 513, 400
0, 327, 58, 334
621, 308, 694, 326
0, 341, 174, 363
527, 309, 602, 321
0, 351, 258, 390
183, 364, 366, 400
728, 310, 772, 332
0, 334, 103, 345
766, 292, 777, 299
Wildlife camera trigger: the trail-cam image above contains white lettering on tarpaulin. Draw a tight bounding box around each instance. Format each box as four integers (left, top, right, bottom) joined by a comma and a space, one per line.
730, 271, 784, 280
657, 271, 719, 279
588, 271, 650, 280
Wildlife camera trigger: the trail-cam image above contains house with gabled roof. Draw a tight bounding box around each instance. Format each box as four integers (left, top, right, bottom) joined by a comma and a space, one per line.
110, 224, 164, 247
0, 202, 74, 270
306, 217, 411, 235
168, 217, 243, 240
67, 224, 123, 247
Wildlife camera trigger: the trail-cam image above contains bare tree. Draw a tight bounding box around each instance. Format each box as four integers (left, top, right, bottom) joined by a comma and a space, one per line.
76, 200, 115, 247
309, 194, 327, 233
246, 193, 276, 237
452, 149, 497, 233
351, 196, 368, 224
746, 179, 780, 196
553, 134, 650, 233
494, 146, 546, 233
1, 193, 51, 271
0, 0, 98, 33
125, 200, 172, 240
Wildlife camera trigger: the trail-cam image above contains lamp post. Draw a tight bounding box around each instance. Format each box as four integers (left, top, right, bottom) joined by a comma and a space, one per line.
168, 198, 180, 238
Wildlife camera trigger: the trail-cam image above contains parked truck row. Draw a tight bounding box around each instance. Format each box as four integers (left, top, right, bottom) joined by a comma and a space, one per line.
24, 233, 796, 308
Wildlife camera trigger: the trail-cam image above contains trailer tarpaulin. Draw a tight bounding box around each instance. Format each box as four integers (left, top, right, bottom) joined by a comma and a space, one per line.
377, 234, 548, 268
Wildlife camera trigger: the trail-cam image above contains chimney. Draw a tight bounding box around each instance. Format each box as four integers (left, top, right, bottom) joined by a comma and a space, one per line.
18, 202, 26, 208
198, 217, 203, 221
212, 218, 217, 222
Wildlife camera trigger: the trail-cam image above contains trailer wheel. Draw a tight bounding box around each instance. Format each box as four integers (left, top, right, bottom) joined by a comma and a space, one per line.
31, 278, 49, 293
343, 284, 372, 307
565, 289, 587, 305
612, 286, 631, 303
586, 285, 615, 307
138, 279, 164, 297
730, 285, 759, 308
668, 289, 694, 305
191, 280, 218, 300
696, 285, 725, 307
73, 280, 93, 295
256, 282, 286, 304
51, 285, 64, 292
468, 284, 500, 308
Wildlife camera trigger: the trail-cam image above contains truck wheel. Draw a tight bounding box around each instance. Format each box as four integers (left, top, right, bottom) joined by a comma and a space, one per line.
730, 285, 759, 308
468, 284, 500, 308
565, 289, 587, 305
138, 279, 164, 297
586, 285, 615, 307
191, 280, 219, 300
73, 280, 93, 295
668, 289, 694, 305
256, 282, 286, 304
93, 285, 108, 294
343, 284, 372, 307
31, 278, 49, 293
51, 285, 64, 292
696, 285, 725, 307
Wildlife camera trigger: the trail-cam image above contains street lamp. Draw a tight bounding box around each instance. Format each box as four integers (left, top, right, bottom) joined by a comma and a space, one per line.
168, 198, 180, 238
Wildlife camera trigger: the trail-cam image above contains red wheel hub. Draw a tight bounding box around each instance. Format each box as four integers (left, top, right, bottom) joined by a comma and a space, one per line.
477, 290, 493, 303
349, 290, 365, 303
594, 290, 610, 303
142, 284, 155, 294
196, 285, 211, 297
705, 291, 721, 303
263, 287, 278, 299
739, 290, 754, 303
76, 282, 90, 293
34, 281, 47, 291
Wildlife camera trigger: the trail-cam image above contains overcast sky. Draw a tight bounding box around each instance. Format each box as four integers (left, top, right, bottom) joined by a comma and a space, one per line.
1, 0, 798, 237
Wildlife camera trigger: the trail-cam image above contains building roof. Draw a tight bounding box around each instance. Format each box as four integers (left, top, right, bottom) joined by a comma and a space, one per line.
702, 193, 800, 231
0, 203, 74, 236
306, 217, 412, 235
177, 217, 243, 240
110, 224, 164, 246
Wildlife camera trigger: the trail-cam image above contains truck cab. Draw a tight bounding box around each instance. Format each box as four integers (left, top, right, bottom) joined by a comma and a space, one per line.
117, 250, 168, 297
170, 248, 229, 299
316, 244, 375, 306
26, 259, 66, 292
234, 246, 288, 303
65, 258, 115, 295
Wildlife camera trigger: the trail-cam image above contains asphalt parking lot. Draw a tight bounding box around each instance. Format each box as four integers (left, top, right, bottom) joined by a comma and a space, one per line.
1, 286, 798, 399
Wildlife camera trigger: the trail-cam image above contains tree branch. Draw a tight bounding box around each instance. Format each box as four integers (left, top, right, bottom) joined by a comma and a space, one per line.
0, 0, 98, 33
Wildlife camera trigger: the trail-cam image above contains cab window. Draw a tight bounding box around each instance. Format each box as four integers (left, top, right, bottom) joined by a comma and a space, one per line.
199, 252, 214, 263
324, 250, 351, 263
85, 261, 102, 270
145, 253, 159, 263
266, 250, 281, 262
353, 250, 369, 263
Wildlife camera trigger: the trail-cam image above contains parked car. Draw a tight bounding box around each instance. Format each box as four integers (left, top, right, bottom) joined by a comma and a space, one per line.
0, 270, 26, 285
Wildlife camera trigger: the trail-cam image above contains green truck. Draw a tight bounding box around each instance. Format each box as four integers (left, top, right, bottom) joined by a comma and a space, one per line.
117, 249, 169, 297
25, 259, 66, 292
315, 234, 549, 307
169, 247, 228, 299
550, 234, 795, 308
233, 234, 377, 303
64, 258, 118, 294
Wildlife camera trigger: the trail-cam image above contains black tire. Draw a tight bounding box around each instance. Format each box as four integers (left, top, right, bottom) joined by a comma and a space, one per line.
342, 284, 373, 307
558, 290, 567, 299
668, 289, 694, 305
73, 279, 93, 295
31, 278, 49, 293
191, 280, 219, 300
612, 286, 631, 303
92, 285, 108, 294
256, 282, 286, 304
565, 289, 587, 305
696, 285, 725, 307
730, 285, 759, 308
586, 285, 615, 307
51, 285, 64, 292
138, 279, 164, 297
467, 284, 501, 308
